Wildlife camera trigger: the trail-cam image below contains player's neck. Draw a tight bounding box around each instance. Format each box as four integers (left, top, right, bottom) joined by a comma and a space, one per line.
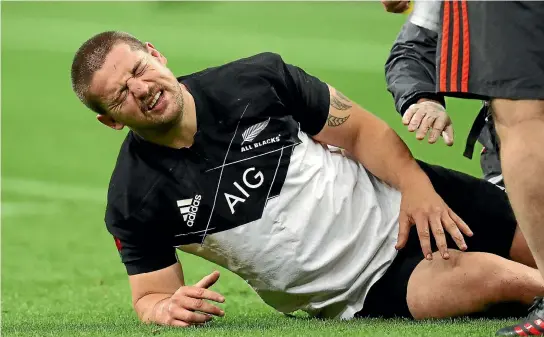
134, 87, 198, 150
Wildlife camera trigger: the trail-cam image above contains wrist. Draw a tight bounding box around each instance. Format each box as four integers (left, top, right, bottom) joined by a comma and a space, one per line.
417, 98, 444, 108
397, 162, 433, 192
139, 294, 171, 324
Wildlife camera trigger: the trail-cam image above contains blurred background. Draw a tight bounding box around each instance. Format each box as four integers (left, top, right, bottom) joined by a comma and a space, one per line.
2, 2, 484, 336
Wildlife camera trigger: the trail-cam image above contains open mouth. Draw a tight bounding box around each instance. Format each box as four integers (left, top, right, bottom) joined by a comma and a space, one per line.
148, 90, 164, 111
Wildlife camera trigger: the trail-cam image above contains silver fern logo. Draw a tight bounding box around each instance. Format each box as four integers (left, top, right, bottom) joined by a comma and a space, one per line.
242, 118, 270, 144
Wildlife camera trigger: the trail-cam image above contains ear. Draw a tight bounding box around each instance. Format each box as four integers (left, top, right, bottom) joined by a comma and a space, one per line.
145, 42, 167, 66
97, 114, 125, 130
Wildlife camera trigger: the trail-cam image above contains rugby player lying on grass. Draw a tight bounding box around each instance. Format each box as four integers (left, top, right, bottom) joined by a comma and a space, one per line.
70, 31, 543, 327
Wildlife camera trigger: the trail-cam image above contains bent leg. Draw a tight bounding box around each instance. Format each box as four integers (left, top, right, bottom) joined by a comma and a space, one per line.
407, 250, 544, 320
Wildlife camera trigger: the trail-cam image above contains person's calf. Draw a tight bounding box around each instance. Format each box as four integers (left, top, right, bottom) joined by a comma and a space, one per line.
511, 226, 537, 269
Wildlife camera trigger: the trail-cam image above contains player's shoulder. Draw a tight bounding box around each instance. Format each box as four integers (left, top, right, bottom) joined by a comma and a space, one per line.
178, 52, 287, 83
105, 131, 177, 226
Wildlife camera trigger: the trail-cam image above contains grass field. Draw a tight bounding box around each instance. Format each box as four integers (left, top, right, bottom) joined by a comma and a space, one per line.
2, 2, 516, 336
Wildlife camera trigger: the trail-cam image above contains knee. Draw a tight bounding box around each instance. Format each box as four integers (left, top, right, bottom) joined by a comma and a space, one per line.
492, 99, 544, 129
453, 252, 510, 302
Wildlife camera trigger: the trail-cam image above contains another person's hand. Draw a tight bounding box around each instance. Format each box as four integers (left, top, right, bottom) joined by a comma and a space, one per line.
403, 99, 454, 146
157, 271, 225, 327
395, 184, 473, 260
381, 0, 411, 13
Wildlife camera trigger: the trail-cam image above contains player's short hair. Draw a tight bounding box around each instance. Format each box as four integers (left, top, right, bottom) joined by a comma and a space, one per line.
70, 31, 146, 114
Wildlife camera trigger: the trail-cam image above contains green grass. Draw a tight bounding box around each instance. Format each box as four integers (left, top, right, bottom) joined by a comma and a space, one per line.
2, 2, 513, 336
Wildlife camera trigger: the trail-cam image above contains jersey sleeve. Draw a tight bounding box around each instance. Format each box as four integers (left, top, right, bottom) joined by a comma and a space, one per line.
250, 53, 331, 136
106, 216, 178, 276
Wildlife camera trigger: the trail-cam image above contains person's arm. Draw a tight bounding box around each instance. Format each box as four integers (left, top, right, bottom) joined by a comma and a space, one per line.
106, 216, 225, 327
385, 21, 443, 115
253, 53, 471, 259
385, 21, 454, 145
311, 85, 472, 260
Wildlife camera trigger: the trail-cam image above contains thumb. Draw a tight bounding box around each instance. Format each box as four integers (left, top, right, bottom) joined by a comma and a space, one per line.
194, 270, 220, 288
442, 124, 454, 146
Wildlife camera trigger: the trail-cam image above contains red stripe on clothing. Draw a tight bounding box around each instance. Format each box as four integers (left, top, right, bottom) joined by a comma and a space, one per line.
440, 1, 451, 92
460, 0, 470, 92
450, 0, 460, 92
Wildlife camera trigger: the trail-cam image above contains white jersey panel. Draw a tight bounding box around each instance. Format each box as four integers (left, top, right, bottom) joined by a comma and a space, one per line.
181, 131, 401, 319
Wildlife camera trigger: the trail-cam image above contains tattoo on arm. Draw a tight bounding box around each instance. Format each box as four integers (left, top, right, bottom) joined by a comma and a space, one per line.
330, 90, 352, 111
327, 89, 351, 127
327, 114, 350, 127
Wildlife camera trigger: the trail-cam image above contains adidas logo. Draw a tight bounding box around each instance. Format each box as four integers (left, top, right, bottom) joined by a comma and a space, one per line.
177, 195, 201, 227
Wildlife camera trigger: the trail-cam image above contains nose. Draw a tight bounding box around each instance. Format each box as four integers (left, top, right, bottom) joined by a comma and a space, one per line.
127, 78, 149, 99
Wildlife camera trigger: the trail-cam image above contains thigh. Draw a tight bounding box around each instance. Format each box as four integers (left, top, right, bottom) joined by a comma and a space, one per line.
437, 1, 544, 100
355, 249, 422, 319
417, 160, 517, 258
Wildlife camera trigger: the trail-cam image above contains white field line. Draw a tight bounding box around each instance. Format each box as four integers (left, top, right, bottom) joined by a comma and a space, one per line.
2, 177, 107, 203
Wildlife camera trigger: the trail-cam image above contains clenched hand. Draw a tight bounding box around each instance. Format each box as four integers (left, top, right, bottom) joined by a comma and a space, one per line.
380, 0, 411, 13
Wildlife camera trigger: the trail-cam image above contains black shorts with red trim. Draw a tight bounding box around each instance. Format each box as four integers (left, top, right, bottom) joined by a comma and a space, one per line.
436, 1, 544, 100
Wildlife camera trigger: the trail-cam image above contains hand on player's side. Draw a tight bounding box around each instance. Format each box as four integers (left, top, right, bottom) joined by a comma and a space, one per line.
380, 0, 411, 13
403, 99, 454, 146
396, 185, 473, 260
158, 271, 225, 327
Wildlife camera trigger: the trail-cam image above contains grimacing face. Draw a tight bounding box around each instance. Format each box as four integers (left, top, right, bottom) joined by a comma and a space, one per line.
89, 42, 184, 132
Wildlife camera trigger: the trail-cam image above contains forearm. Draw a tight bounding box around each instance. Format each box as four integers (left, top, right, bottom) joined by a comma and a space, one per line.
129, 263, 186, 324
351, 120, 431, 192
385, 21, 444, 115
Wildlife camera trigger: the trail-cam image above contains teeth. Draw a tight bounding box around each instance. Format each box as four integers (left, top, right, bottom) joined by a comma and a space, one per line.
149, 91, 161, 109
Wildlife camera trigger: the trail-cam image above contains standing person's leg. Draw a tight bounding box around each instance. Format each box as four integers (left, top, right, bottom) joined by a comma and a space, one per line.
435, 2, 544, 330
492, 100, 544, 278
437, 0, 544, 273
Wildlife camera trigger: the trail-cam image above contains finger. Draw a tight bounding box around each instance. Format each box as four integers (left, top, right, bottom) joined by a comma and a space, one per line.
395, 211, 411, 250
414, 213, 433, 260
408, 110, 427, 132
442, 211, 467, 251
428, 116, 448, 144
381, 0, 401, 12
393, 1, 410, 12
168, 319, 191, 328
194, 271, 220, 289
442, 124, 454, 146
416, 114, 437, 140
171, 306, 214, 324
183, 298, 225, 317
429, 212, 449, 259
180, 287, 225, 303
402, 105, 418, 125
449, 209, 473, 237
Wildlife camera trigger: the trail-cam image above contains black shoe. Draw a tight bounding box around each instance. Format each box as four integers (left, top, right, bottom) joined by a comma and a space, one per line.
496, 297, 544, 336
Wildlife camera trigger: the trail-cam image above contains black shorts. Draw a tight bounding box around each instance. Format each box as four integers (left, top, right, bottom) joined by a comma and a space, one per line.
355, 161, 517, 319
436, 1, 544, 100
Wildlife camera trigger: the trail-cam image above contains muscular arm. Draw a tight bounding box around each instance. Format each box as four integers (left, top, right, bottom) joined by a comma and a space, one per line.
313, 85, 431, 192
385, 21, 445, 115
